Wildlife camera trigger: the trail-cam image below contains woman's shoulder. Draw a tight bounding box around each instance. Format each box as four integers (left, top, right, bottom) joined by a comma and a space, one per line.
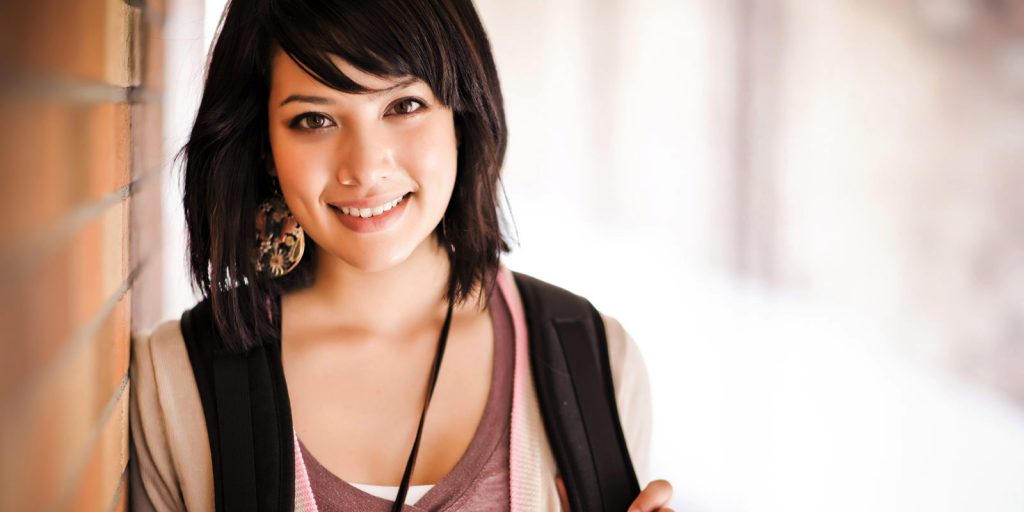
497, 265, 649, 376
594, 310, 652, 485
133, 317, 186, 358
593, 311, 638, 372
130, 314, 200, 426
131, 314, 202, 390
130, 303, 213, 427
133, 295, 221, 365
498, 265, 648, 375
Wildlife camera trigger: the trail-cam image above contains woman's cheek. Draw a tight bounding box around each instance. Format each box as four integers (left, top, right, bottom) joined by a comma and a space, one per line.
409, 118, 459, 177
276, 140, 332, 189
274, 154, 332, 226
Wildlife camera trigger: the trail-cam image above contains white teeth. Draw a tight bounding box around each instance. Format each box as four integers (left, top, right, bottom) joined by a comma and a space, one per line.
337, 194, 405, 218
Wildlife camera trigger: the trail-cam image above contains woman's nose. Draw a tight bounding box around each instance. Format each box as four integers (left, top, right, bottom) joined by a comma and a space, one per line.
335, 125, 395, 188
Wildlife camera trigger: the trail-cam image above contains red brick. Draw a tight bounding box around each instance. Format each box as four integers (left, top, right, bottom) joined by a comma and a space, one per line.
142, 9, 166, 90
66, 384, 130, 512
0, 0, 142, 87
0, 101, 132, 245
0, 200, 129, 405
0, 294, 130, 510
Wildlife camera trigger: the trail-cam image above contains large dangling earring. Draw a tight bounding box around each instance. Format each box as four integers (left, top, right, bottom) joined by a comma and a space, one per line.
253, 177, 305, 277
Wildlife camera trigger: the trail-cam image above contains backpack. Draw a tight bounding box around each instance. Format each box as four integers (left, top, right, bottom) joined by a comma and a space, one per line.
179, 271, 640, 511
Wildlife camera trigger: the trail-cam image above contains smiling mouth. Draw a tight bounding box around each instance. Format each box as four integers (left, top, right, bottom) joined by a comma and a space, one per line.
328, 191, 411, 234
329, 192, 412, 218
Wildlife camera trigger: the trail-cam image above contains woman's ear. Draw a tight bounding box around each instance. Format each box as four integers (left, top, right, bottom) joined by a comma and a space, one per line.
264, 154, 277, 176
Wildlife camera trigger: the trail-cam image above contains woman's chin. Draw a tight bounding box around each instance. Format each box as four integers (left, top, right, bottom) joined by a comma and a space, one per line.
334, 248, 408, 274
317, 239, 413, 274
313, 229, 445, 274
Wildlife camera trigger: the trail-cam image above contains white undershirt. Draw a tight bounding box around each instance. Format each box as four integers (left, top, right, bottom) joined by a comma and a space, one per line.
348, 483, 435, 505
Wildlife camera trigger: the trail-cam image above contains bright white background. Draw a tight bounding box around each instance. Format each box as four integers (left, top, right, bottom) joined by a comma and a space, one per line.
159, 1, 1024, 510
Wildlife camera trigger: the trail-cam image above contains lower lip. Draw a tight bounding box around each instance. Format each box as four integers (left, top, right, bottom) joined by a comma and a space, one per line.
331, 193, 410, 234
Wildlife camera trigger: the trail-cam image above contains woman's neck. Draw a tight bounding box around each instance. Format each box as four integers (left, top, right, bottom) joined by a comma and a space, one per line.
300, 236, 455, 338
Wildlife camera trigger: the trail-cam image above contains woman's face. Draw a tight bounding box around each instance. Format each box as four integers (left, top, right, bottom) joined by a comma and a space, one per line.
266, 48, 458, 273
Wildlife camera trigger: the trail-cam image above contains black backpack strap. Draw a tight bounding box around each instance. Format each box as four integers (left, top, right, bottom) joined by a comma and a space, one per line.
512, 272, 641, 511
179, 295, 295, 511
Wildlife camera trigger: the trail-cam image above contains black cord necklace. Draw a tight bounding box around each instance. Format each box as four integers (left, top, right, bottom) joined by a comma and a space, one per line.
391, 298, 454, 511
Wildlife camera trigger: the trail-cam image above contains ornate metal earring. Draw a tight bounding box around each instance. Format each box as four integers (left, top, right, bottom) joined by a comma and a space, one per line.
253, 178, 305, 277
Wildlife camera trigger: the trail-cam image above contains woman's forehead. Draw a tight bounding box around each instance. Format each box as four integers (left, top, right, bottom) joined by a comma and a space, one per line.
268, 47, 420, 99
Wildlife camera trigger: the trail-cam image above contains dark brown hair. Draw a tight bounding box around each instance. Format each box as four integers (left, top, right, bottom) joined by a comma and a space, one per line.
179, 0, 512, 351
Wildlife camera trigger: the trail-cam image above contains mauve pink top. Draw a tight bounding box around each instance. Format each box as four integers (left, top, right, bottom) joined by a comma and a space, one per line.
295, 285, 514, 511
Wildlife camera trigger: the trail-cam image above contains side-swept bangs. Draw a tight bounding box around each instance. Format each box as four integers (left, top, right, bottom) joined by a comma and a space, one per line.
267, 2, 460, 107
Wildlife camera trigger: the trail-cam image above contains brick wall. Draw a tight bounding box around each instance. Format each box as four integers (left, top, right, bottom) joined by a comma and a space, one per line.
0, 0, 165, 509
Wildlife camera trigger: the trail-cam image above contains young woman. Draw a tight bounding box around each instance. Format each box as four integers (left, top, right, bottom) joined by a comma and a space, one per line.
129, 0, 673, 510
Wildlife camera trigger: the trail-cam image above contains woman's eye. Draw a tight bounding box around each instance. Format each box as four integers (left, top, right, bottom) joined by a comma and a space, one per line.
388, 98, 426, 116
289, 113, 335, 131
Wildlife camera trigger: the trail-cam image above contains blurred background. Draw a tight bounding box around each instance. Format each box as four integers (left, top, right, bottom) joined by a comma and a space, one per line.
1, 0, 1023, 510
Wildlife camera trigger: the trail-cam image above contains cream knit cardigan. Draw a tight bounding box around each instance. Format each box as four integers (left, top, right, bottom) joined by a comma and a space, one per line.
129, 265, 653, 511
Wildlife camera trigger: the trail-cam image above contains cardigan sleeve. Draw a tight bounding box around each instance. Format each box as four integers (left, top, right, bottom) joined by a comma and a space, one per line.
129, 324, 186, 511
600, 312, 654, 489
128, 320, 214, 512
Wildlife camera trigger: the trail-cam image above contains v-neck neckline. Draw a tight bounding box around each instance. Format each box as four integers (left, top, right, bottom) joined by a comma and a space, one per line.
290, 284, 515, 511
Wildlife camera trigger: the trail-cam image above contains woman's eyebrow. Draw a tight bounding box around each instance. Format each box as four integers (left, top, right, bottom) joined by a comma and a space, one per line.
279, 94, 333, 106
278, 77, 419, 107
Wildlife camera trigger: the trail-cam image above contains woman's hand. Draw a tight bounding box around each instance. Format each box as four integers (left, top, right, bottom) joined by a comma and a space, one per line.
628, 479, 674, 512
